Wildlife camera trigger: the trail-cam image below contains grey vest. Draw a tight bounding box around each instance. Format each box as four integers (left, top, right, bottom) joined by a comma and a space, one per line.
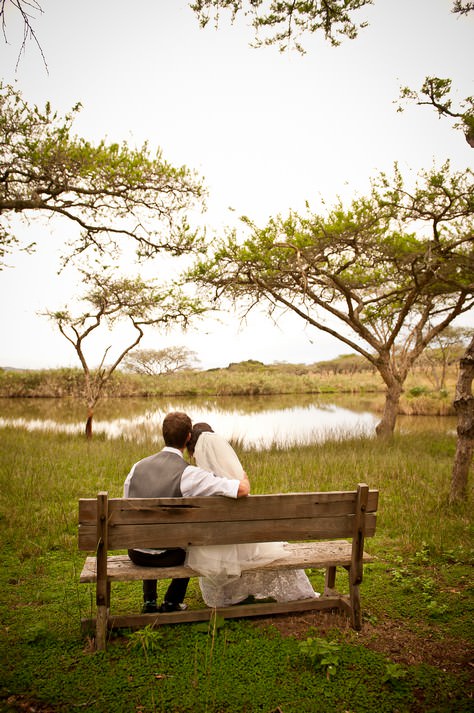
127, 450, 187, 498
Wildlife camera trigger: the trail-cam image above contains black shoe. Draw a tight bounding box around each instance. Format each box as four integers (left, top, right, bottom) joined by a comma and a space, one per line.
142, 600, 159, 614
158, 601, 188, 613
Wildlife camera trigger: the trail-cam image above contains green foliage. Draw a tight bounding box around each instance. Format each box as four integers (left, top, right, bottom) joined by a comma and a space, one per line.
383, 662, 408, 687
191, 0, 374, 53
190, 162, 474, 437
194, 613, 226, 632
127, 625, 164, 656
398, 76, 474, 147
298, 637, 341, 678
408, 385, 430, 397
387, 545, 452, 621
0, 83, 205, 265
42, 270, 206, 435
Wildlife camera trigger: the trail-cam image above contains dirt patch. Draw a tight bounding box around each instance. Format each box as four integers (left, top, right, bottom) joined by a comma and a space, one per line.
2, 696, 57, 712
253, 610, 474, 678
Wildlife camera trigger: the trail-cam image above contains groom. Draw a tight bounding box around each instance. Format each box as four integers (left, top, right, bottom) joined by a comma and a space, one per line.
123, 411, 250, 613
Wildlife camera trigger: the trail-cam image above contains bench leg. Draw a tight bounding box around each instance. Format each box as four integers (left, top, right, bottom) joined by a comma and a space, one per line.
96, 605, 108, 650
96, 582, 110, 651
348, 573, 362, 630
324, 566, 336, 594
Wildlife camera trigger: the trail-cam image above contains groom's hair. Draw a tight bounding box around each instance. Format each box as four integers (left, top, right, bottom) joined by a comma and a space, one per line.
162, 412, 192, 449
187, 422, 214, 455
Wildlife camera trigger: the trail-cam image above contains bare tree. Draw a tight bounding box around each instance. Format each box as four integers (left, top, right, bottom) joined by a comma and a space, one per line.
45, 271, 205, 438
0, 0, 46, 69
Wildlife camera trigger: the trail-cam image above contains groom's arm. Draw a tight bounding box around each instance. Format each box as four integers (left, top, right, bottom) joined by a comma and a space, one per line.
181, 465, 249, 498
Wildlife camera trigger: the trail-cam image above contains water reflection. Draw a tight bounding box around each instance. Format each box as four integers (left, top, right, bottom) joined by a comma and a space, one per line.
0, 396, 456, 448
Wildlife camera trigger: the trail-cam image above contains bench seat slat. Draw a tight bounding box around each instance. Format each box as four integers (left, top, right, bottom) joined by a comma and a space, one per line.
79, 540, 373, 583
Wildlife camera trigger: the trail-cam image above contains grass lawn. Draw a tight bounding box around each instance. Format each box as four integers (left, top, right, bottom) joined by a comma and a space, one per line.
0, 427, 472, 712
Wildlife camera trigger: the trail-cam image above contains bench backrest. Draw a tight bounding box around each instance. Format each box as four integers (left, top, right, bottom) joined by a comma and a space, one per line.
78, 485, 378, 552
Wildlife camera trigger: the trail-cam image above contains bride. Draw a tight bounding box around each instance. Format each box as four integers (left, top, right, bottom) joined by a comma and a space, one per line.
185, 423, 318, 607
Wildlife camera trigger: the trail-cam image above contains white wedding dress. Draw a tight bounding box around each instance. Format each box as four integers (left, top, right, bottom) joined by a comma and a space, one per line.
185, 432, 318, 607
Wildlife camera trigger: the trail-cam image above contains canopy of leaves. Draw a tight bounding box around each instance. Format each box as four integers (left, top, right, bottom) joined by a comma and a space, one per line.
47, 271, 205, 359
190, 0, 373, 53
399, 77, 474, 148
123, 346, 200, 375
2, 2, 470, 61
45, 271, 206, 412
0, 83, 205, 266
191, 162, 474, 384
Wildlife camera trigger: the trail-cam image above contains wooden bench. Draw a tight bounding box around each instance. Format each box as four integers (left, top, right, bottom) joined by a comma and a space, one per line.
79, 483, 378, 650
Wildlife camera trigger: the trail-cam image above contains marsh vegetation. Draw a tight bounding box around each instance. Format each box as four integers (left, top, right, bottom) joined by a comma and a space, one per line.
0, 426, 472, 712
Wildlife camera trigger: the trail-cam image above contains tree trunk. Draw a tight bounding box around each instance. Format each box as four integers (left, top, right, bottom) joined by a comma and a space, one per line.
376, 380, 403, 438
85, 408, 94, 440
450, 336, 474, 503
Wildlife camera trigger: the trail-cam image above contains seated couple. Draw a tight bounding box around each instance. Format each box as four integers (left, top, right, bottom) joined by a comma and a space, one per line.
123, 411, 318, 613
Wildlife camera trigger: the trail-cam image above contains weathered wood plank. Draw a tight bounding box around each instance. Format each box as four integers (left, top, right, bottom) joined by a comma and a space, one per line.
79, 490, 379, 526
79, 541, 374, 583
81, 595, 345, 632
79, 512, 377, 550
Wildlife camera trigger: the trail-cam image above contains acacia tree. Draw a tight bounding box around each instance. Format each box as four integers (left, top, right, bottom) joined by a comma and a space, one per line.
191, 0, 373, 52
191, 0, 472, 53
399, 77, 474, 149
123, 346, 200, 375
417, 327, 472, 391
0, 83, 205, 266
3, 0, 469, 59
45, 272, 205, 438
191, 162, 474, 437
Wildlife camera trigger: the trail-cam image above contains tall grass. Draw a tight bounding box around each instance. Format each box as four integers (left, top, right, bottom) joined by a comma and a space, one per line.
0, 427, 472, 713
0, 427, 471, 561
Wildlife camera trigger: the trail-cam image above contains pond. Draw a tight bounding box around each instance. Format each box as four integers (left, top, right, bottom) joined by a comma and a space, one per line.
0, 395, 456, 448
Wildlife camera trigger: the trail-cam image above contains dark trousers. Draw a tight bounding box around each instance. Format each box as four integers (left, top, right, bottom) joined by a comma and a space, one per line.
128, 548, 189, 604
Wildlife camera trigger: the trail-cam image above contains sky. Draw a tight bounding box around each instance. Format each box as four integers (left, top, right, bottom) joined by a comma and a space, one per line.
0, 0, 473, 370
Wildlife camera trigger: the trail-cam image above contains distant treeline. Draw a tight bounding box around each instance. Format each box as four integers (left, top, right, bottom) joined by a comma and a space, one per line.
0, 353, 459, 400
0, 356, 382, 399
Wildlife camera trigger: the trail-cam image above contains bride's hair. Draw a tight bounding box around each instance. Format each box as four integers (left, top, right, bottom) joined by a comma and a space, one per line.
187, 422, 214, 455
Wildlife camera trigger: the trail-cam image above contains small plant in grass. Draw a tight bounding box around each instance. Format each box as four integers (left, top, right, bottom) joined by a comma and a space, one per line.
127, 625, 163, 656
194, 613, 226, 633
387, 543, 451, 619
298, 637, 341, 678
425, 600, 449, 617
412, 542, 431, 565
383, 662, 408, 688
